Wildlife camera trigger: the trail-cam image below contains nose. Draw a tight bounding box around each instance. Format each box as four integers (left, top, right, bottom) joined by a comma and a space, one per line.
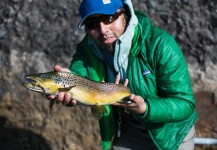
99, 22, 109, 34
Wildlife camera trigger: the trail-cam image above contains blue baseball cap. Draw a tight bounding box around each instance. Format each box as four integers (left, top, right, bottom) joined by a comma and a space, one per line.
78, 0, 123, 28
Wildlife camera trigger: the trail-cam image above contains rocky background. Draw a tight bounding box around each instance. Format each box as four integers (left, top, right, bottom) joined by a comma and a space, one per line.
0, 0, 216, 150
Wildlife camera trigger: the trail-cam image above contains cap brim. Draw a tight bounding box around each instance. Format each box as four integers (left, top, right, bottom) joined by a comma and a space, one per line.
78, 6, 120, 28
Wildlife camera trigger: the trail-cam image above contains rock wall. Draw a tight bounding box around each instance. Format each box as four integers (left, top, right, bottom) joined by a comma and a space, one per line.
0, 0, 216, 149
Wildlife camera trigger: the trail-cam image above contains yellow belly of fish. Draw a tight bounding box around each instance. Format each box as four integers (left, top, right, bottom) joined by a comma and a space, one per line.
68, 87, 130, 105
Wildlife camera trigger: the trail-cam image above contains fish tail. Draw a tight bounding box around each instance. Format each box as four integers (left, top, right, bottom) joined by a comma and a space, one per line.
91, 105, 108, 120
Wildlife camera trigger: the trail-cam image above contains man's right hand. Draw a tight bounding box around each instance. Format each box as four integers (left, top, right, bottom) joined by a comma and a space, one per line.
46, 65, 77, 106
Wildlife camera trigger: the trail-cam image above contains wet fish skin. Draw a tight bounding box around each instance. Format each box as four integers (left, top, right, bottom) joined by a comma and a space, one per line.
23, 71, 131, 119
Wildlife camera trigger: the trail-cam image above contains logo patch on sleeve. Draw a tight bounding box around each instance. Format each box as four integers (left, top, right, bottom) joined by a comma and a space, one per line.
102, 0, 111, 4
142, 70, 151, 75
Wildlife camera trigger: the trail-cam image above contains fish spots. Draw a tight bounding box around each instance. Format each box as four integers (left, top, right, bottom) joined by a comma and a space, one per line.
97, 83, 129, 93
56, 71, 131, 94
62, 78, 76, 87
54, 76, 62, 85
58, 71, 81, 87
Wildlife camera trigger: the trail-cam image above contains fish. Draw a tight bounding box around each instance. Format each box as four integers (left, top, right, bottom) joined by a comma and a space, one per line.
23, 71, 132, 119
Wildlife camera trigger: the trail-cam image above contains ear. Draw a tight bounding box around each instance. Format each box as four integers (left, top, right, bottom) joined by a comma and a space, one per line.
122, 12, 129, 27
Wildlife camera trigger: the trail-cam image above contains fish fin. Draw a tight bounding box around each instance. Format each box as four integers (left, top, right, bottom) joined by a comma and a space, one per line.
91, 105, 108, 120
49, 99, 56, 114
99, 105, 108, 114
58, 86, 75, 92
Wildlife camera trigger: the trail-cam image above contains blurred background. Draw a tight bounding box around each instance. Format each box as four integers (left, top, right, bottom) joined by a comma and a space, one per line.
0, 0, 216, 149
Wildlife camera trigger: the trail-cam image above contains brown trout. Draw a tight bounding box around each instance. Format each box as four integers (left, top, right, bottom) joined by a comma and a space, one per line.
23, 71, 131, 119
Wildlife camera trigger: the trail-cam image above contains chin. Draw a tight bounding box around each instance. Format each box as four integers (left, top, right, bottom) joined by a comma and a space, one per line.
100, 43, 114, 54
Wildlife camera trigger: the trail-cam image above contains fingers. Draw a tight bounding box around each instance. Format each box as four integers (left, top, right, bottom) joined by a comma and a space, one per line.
71, 99, 77, 106
54, 64, 71, 72
56, 92, 71, 105
124, 79, 129, 86
47, 92, 76, 106
113, 94, 146, 114
129, 94, 135, 100
115, 74, 120, 84
115, 74, 129, 86
56, 92, 65, 103
54, 65, 62, 71
46, 94, 56, 100
112, 102, 128, 108
63, 93, 72, 105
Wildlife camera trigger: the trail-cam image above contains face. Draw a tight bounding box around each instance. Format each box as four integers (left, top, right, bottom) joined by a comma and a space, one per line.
84, 10, 127, 55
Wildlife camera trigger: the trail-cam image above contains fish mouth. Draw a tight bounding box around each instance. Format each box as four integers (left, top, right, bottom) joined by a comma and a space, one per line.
23, 77, 45, 93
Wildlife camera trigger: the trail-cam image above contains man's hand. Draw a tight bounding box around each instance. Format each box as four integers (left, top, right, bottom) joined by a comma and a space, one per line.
46, 65, 77, 106
112, 74, 147, 115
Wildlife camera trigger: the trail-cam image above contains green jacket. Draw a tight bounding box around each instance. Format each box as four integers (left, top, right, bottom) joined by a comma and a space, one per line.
69, 10, 197, 150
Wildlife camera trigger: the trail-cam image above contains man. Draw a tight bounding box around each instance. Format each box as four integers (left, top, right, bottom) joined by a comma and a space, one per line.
48, 0, 197, 149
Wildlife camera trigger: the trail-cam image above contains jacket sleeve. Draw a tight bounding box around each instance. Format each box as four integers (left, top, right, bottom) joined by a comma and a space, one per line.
70, 36, 106, 82
142, 35, 196, 122
69, 47, 89, 77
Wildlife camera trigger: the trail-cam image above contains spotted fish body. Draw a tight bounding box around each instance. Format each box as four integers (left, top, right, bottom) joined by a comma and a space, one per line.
23, 71, 131, 119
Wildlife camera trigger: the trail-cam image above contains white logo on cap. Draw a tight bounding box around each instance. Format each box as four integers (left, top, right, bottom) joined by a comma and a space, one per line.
102, 0, 111, 4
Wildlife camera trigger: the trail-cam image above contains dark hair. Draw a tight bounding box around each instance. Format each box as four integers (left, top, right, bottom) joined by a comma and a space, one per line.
119, 7, 130, 26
